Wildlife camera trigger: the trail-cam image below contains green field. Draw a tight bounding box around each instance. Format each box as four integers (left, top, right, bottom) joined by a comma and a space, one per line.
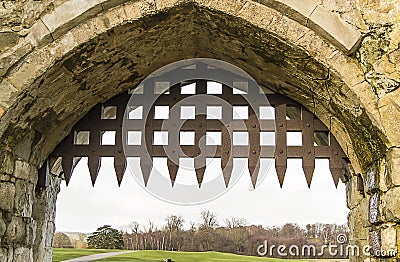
52, 248, 123, 262
98, 250, 305, 261
53, 249, 305, 261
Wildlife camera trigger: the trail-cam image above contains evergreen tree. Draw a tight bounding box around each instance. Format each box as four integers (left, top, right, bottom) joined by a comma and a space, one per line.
87, 225, 124, 249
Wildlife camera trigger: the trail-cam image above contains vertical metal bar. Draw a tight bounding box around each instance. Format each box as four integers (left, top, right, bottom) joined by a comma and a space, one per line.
58, 133, 75, 185
114, 97, 127, 186
275, 103, 287, 187
221, 84, 233, 188
194, 80, 207, 187
302, 109, 315, 188
141, 80, 155, 186
329, 133, 343, 187
87, 104, 102, 186
248, 84, 261, 188
167, 84, 180, 186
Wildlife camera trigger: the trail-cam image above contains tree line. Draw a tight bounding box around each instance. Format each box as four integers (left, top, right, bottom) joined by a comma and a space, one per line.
54, 210, 349, 258
115, 210, 349, 258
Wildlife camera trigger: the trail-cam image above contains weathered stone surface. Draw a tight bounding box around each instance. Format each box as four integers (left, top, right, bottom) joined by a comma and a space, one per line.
387, 148, 400, 186
369, 194, 381, 224
14, 160, 37, 183
0, 212, 6, 240
366, 164, 379, 193
0, 79, 18, 109
0, 32, 19, 51
13, 247, 33, 262
0, 248, 13, 262
32, 174, 61, 262
308, 5, 361, 53
0, 182, 15, 213
0, 152, 14, 175
381, 223, 397, 254
378, 90, 400, 148
14, 180, 34, 217
381, 187, 400, 221
370, 230, 382, 256
3, 217, 26, 245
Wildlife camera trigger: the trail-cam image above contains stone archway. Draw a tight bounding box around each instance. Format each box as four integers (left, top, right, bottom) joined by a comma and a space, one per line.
0, 1, 399, 261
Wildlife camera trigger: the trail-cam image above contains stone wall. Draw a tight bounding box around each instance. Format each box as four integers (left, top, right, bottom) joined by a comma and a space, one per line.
0, 0, 399, 261
0, 156, 38, 262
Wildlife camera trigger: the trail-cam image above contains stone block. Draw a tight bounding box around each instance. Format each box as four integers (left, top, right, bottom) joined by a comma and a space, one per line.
0, 248, 13, 262
0, 79, 18, 109
387, 148, 400, 186
25, 20, 52, 48
0, 32, 19, 49
369, 229, 381, 257
44, 221, 55, 247
26, 218, 36, 248
12, 130, 35, 162
369, 193, 380, 224
123, 1, 146, 20
378, 159, 390, 192
14, 180, 34, 217
14, 160, 37, 183
0, 182, 15, 213
102, 4, 128, 28
366, 164, 378, 193
13, 247, 32, 262
308, 5, 362, 54
0, 152, 14, 175
378, 91, 400, 147
41, 0, 104, 34
381, 187, 400, 221
0, 212, 6, 240
381, 223, 397, 254
4, 216, 26, 245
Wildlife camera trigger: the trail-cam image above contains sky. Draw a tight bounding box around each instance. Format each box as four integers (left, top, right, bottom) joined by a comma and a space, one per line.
55, 157, 348, 233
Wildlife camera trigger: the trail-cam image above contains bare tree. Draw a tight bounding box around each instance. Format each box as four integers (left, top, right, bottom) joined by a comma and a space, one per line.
199, 210, 218, 230
165, 215, 184, 232
224, 217, 247, 229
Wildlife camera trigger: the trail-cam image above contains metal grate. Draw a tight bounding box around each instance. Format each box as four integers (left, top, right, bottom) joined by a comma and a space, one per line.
41, 75, 347, 189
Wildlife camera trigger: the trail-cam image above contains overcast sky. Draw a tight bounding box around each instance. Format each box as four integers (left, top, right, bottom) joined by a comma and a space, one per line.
55, 157, 348, 233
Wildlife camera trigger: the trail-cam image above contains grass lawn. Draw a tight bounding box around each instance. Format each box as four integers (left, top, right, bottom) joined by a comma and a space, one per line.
97, 250, 305, 261
52, 248, 123, 262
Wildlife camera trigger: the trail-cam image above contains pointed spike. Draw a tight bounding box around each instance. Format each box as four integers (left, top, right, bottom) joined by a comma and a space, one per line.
330, 168, 341, 188
195, 156, 206, 188
276, 165, 286, 188
167, 159, 179, 187
222, 165, 233, 188
88, 157, 101, 187
140, 158, 152, 187
302, 164, 315, 188
62, 157, 73, 186
195, 167, 206, 188
114, 159, 126, 187
249, 163, 260, 189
